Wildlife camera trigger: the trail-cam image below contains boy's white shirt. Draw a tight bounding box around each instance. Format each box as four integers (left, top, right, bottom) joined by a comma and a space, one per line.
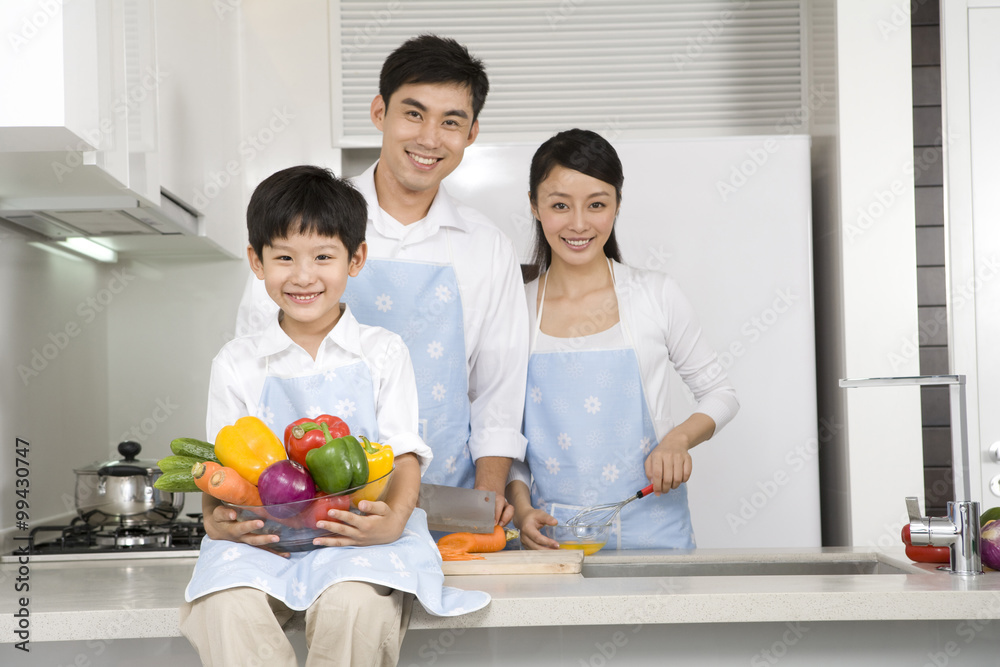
207, 303, 432, 473
237, 163, 530, 463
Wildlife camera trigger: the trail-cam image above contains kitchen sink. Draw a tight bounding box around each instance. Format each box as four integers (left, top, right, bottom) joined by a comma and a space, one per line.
581, 557, 917, 578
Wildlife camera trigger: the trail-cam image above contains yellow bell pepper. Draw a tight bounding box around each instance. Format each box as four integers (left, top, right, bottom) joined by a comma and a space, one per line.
360, 436, 394, 482
349, 436, 394, 504
214, 416, 287, 485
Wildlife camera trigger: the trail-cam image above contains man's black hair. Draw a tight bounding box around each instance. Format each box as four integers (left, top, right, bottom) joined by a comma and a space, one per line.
379, 34, 489, 122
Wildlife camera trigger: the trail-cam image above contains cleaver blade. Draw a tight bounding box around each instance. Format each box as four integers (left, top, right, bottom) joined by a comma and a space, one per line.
417, 483, 496, 534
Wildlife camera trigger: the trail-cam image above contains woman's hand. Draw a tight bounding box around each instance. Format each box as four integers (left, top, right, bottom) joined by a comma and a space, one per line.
645, 434, 693, 495
201, 495, 288, 556
312, 499, 408, 547
516, 508, 559, 550
644, 414, 717, 494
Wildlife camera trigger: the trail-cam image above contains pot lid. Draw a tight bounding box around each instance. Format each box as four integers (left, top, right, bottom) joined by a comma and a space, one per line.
74, 441, 161, 475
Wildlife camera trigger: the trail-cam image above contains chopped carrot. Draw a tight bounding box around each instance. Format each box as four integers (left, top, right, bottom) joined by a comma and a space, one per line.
192, 461, 262, 506
436, 525, 513, 561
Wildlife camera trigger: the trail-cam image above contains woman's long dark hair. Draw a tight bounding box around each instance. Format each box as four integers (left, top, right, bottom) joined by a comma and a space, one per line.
528, 129, 624, 273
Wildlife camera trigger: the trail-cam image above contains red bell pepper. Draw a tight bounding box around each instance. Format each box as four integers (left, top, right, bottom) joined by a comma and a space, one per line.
284, 415, 350, 469
901, 524, 951, 563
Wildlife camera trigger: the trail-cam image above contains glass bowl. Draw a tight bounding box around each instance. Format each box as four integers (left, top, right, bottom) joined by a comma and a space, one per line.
540, 522, 610, 556
224, 466, 394, 552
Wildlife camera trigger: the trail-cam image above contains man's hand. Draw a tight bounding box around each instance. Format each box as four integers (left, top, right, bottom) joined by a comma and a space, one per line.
474, 456, 514, 525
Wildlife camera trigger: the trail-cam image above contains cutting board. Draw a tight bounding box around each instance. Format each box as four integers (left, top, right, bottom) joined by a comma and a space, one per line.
441, 550, 584, 575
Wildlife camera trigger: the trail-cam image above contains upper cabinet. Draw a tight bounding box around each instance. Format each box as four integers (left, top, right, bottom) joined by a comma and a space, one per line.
0, 0, 243, 258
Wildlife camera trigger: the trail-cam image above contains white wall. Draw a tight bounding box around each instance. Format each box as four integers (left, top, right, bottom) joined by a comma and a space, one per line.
0, 229, 112, 536
811, 0, 923, 547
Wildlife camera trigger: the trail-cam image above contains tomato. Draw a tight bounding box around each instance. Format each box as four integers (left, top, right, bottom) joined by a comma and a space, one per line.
299, 493, 351, 530
901, 524, 951, 563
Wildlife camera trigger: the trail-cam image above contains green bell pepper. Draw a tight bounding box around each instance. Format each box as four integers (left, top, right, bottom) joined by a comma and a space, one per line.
304, 427, 370, 494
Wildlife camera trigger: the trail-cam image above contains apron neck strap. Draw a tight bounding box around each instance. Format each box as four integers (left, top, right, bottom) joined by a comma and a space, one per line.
535, 258, 627, 349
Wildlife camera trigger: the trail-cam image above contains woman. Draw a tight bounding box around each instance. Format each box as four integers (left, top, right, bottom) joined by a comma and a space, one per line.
507, 129, 740, 550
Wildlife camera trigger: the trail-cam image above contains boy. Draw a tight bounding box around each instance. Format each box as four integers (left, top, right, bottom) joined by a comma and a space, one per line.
238, 35, 530, 526
180, 166, 488, 667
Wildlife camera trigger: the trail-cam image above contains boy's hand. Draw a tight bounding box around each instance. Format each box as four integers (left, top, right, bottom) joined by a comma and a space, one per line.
203, 497, 289, 557
515, 508, 559, 550
312, 500, 407, 547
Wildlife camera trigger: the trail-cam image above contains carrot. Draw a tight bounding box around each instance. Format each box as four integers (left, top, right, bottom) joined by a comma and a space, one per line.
436, 525, 515, 561
192, 461, 262, 506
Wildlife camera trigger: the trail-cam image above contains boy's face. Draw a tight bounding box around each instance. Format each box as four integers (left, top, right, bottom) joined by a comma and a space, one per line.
248, 231, 366, 335
370, 81, 479, 196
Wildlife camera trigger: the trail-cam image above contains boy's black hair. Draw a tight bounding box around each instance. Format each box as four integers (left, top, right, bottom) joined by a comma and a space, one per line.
379, 34, 489, 122
247, 165, 367, 260
528, 129, 624, 272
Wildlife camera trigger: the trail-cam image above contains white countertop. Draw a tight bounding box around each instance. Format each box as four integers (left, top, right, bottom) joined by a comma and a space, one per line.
4, 546, 1000, 644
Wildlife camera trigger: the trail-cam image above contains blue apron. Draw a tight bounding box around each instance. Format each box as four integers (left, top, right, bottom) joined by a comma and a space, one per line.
523, 261, 695, 549
343, 233, 473, 489
185, 344, 489, 616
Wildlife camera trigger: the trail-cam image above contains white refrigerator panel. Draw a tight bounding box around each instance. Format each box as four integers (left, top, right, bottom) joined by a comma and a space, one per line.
446, 135, 820, 548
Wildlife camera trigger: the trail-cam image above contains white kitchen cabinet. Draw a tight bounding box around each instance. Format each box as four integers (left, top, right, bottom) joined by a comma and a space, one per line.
941, 2, 1000, 508
0, 0, 156, 202
149, 1, 245, 258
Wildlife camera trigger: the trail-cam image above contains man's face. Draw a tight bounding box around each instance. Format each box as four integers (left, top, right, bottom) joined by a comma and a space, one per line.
370, 81, 480, 196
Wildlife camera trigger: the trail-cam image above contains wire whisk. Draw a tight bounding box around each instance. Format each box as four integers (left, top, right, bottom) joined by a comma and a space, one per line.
566, 484, 655, 526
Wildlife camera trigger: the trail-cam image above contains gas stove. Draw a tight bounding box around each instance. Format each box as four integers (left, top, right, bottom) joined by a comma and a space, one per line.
2, 515, 205, 563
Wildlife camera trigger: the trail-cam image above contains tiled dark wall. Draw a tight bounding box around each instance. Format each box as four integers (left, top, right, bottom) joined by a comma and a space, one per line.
911, 0, 952, 516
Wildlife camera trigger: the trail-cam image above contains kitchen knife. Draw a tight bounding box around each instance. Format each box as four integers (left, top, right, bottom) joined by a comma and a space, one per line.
417, 483, 496, 534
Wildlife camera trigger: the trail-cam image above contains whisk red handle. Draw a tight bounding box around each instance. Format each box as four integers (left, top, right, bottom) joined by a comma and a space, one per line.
636, 484, 654, 499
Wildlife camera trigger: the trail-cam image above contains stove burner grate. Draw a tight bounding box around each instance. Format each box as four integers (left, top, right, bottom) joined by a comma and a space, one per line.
12, 514, 206, 558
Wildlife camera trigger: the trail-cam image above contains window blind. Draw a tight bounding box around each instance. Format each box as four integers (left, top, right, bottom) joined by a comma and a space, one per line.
335, 0, 805, 145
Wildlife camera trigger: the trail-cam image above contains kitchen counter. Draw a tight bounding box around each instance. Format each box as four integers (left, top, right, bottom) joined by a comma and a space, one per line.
4, 546, 1000, 645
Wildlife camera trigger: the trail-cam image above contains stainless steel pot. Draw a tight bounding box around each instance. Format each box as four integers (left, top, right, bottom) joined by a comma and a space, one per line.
73, 441, 184, 526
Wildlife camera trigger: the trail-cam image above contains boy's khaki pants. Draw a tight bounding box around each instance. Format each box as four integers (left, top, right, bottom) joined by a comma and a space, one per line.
179, 581, 411, 667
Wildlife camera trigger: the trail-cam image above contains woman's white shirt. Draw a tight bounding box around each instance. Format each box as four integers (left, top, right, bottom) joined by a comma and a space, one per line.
510, 260, 739, 486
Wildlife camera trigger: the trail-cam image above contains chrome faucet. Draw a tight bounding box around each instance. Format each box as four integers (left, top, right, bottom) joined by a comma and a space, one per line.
840, 375, 983, 575
905, 496, 982, 575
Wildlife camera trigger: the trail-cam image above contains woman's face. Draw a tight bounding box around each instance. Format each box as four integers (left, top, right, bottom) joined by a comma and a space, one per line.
532, 165, 619, 269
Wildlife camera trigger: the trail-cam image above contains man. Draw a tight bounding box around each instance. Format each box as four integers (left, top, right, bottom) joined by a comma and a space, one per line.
238, 35, 528, 524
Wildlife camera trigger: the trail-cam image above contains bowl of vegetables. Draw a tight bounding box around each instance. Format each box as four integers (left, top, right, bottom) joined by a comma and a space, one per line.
540, 523, 610, 556
225, 466, 395, 552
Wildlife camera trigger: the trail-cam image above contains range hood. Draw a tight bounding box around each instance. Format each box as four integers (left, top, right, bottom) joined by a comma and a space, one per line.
0, 190, 200, 241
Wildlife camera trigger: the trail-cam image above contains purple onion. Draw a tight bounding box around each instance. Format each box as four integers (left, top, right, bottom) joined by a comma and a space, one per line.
257, 460, 316, 517
982, 520, 1000, 571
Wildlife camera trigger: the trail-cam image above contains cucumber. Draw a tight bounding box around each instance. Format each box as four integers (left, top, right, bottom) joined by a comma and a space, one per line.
157, 455, 202, 473
154, 470, 199, 493
170, 437, 220, 463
